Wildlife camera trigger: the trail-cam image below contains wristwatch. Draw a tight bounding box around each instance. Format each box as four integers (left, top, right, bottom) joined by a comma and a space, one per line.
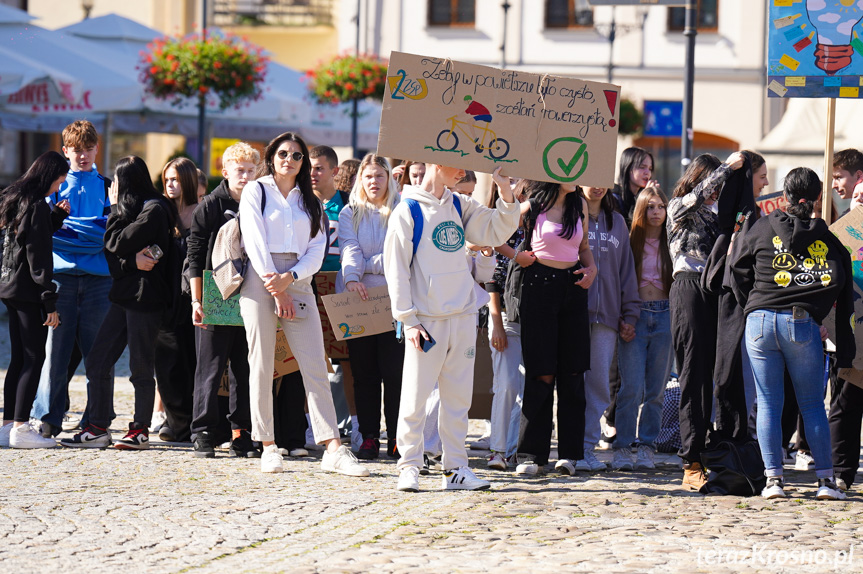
291, 271, 299, 281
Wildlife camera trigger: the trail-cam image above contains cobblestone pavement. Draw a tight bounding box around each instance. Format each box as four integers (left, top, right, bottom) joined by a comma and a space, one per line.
0, 317, 861, 573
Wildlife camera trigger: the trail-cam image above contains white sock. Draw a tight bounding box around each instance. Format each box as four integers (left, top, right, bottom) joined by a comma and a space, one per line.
263, 443, 278, 454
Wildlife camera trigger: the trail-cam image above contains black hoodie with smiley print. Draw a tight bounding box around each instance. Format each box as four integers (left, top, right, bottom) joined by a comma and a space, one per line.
729, 209, 854, 367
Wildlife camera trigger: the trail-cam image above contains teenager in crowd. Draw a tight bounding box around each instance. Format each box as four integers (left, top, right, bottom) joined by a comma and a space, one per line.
616, 187, 674, 471
187, 142, 260, 458
744, 150, 770, 199
334, 158, 360, 195
582, 185, 639, 472
153, 157, 199, 442
196, 169, 208, 203
831, 149, 863, 216
613, 147, 656, 227
396, 161, 426, 189
667, 151, 746, 490
0, 152, 68, 448
62, 156, 178, 450
32, 121, 112, 438
514, 180, 596, 476
238, 132, 367, 476
385, 164, 518, 492
337, 154, 403, 460
730, 167, 853, 500
453, 170, 477, 195
486, 180, 528, 470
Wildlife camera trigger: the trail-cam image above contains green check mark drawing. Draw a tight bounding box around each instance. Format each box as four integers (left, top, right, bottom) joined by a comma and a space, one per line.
557, 142, 588, 176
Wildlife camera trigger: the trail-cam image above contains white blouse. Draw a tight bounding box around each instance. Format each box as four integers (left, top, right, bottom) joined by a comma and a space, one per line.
239, 175, 326, 281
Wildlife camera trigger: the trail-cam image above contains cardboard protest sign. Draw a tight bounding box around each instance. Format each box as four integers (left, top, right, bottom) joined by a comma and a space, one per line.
321, 285, 394, 341
202, 270, 243, 326
314, 272, 349, 359
822, 207, 863, 388
377, 51, 620, 187
756, 190, 787, 216
273, 329, 300, 378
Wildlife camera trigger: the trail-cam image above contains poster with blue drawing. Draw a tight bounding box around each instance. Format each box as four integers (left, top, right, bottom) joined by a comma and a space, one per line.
768, 0, 863, 98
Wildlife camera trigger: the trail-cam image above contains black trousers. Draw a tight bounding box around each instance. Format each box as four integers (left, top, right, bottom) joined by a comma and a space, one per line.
191, 324, 251, 438
830, 376, 863, 487
155, 312, 197, 441
2, 299, 48, 422
670, 273, 718, 463
86, 303, 162, 429
347, 332, 404, 439
518, 263, 589, 465
711, 289, 750, 442
273, 370, 308, 450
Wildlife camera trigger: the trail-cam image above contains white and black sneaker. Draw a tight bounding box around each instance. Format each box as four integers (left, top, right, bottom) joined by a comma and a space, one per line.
114, 423, 150, 450
442, 466, 491, 490
816, 477, 847, 501
421, 453, 442, 475
762, 476, 787, 499
60, 424, 112, 449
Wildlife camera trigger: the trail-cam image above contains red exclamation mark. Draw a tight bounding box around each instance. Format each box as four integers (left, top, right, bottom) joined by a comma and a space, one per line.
604, 90, 618, 128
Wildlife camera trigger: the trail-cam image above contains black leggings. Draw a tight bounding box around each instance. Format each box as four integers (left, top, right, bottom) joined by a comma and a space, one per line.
347, 332, 404, 439
3, 299, 48, 422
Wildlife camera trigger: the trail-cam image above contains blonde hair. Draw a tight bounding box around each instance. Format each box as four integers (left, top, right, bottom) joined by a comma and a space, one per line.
222, 141, 260, 167
349, 154, 399, 233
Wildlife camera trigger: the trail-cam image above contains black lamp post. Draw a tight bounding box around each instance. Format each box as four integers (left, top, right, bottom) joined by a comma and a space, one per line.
351, 0, 361, 159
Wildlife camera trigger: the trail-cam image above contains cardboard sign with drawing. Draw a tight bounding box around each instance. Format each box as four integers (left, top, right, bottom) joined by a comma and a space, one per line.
377, 51, 621, 187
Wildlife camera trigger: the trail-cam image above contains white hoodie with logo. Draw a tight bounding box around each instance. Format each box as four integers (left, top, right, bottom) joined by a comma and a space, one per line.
384, 185, 519, 327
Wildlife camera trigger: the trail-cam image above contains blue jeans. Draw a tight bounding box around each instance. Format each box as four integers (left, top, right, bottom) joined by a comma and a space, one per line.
745, 309, 833, 479
617, 300, 673, 449
488, 316, 523, 456
31, 273, 112, 427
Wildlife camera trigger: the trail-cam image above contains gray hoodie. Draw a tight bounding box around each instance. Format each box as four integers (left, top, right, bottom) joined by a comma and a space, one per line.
586, 209, 640, 330
335, 203, 392, 294
383, 185, 519, 327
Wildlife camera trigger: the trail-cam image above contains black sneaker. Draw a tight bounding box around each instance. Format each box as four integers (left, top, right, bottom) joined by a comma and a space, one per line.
114, 422, 149, 450
387, 439, 400, 459
356, 437, 380, 460
40, 422, 60, 438
158, 425, 176, 442
60, 424, 111, 449
193, 432, 215, 458
229, 429, 261, 458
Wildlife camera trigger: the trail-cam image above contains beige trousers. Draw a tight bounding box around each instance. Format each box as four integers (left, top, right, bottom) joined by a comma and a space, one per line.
239, 253, 338, 443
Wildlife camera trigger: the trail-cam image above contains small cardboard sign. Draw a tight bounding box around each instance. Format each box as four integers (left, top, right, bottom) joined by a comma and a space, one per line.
756, 190, 787, 216
822, 207, 863, 388
202, 270, 243, 326
314, 272, 349, 359
377, 51, 620, 187
273, 329, 300, 378
321, 285, 394, 341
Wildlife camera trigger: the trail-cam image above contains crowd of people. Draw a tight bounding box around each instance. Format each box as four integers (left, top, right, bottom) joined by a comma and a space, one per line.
0, 118, 861, 500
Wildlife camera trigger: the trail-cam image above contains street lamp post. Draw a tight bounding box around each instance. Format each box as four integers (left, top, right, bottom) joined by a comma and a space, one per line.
593, 6, 648, 84
351, 0, 361, 159
681, 0, 696, 172
197, 0, 208, 169
500, 1, 511, 69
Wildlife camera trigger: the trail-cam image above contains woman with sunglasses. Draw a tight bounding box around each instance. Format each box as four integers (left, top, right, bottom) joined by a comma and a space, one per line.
239, 132, 368, 476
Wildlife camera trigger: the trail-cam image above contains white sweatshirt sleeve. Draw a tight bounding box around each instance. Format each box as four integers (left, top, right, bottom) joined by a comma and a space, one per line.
383, 203, 420, 327
457, 192, 520, 250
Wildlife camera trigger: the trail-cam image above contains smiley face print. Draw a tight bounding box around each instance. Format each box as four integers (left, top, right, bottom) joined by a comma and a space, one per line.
774, 271, 792, 288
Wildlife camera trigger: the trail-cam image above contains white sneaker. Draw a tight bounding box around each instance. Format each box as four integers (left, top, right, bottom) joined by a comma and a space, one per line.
794, 450, 815, 470
397, 466, 420, 492
487, 452, 508, 470
0, 422, 12, 447
583, 449, 608, 471
9, 424, 57, 449
321, 445, 370, 477
611, 447, 635, 471
555, 459, 576, 476
150, 410, 167, 432
817, 478, 847, 500
260, 445, 283, 473
836, 478, 850, 492
469, 436, 491, 451
635, 445, 656, 470
515, 455, 539, 475
442, 466, 491, 490
762, 476, 787, 499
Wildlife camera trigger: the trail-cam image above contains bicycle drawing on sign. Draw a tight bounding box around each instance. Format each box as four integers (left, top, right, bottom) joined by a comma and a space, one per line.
435, 115, 511, 160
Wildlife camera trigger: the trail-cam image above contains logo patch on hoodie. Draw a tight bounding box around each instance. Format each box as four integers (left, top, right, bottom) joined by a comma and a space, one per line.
432, 221, 465, 252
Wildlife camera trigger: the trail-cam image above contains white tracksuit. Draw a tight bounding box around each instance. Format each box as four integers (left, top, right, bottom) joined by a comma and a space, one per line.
384, 185, 519, 471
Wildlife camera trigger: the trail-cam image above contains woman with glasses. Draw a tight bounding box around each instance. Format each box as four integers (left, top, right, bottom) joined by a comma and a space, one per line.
239, 132, 368, 477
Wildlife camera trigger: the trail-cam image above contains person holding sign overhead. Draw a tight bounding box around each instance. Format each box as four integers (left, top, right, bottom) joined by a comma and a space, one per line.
384, 163, 519, 492
238, 132, 368, 477
336, 154, 404, 461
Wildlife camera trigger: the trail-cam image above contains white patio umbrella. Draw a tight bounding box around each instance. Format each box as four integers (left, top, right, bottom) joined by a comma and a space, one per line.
0, 43, 83, 107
